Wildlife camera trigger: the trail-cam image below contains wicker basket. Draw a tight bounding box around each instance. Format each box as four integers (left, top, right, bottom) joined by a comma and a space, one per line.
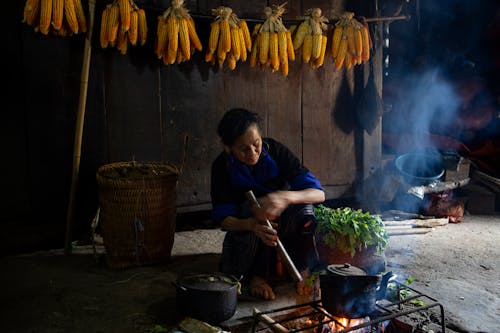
96, 161, 179, 268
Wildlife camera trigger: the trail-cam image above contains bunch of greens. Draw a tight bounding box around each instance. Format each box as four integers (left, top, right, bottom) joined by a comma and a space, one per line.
314, 205, 388, 257
386, 277, 425, 307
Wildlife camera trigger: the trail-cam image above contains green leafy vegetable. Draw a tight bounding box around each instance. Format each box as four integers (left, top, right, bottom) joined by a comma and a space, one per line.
314, 205, 389, 257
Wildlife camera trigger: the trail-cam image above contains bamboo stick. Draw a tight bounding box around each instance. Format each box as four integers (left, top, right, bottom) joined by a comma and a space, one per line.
64, 0, 97, 255
388, 228, 434, 236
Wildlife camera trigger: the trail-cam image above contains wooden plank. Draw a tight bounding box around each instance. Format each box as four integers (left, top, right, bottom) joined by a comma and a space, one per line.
162, 59, 222, 206
106, 53, 161, 162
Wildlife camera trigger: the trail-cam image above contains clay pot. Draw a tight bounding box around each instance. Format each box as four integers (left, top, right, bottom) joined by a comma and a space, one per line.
314, 234, 386, 275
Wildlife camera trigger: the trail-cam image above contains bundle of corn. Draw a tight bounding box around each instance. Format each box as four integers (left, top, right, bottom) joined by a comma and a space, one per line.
100, 0, 148, 55
22, 0, 87, 36
155, 0, 202, 65
205, 6, 252, 70
291, 8, 328, 69
249, 3, 295, 76
330, 12, 371, 70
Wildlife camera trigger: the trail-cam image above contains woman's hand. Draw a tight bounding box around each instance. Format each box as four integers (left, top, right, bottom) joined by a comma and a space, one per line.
253, 191, 289, 222
252, 219, 278, 247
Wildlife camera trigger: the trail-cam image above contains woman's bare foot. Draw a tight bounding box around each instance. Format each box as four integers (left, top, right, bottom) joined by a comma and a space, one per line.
250, 276, 276, 300
296, 270, 314, 296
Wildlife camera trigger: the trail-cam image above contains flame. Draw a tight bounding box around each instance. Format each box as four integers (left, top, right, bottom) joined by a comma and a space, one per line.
324, 316, 370, 332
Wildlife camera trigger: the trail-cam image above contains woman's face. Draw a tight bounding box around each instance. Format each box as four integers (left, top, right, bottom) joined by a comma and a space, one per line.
227, 124, 262, 166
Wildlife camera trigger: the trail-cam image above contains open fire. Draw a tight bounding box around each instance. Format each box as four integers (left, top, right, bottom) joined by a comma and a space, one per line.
242, 281, 446, 333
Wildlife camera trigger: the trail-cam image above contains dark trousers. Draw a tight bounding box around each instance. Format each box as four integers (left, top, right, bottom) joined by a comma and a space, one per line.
219, 203, 317, 282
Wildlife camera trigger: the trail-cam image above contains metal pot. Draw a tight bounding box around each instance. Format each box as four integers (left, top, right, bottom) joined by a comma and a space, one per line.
174, 272, 240, 325
395, 152, 445, 185
319, 263, 394, 318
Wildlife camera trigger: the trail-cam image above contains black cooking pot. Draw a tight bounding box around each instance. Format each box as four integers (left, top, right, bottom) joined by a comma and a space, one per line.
174, 272, 240, 325
395, 152, 445, 186
319, 263, 394, 318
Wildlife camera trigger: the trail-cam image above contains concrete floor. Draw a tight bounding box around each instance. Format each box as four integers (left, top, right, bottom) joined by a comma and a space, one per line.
1, 214, 499, 333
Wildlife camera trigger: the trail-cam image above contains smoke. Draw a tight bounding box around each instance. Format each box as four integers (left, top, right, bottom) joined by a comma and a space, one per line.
385, 67, 461, 153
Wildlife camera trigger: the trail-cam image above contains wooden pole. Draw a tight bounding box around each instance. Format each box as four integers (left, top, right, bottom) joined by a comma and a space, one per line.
64, 0, 97, 255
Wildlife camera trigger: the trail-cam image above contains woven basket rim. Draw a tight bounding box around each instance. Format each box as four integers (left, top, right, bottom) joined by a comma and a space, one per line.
96, 161, 180, 184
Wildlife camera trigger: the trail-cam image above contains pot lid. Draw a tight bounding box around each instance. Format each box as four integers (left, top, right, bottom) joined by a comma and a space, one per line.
326, 263, 367, 276
177, 273, 237, 291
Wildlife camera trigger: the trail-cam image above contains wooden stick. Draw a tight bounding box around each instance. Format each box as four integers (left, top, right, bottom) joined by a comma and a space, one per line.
388, 228, 434, 236
245, 191, 303, 282
64, 0, 97, 255
253, 308, 289, 333
384, 218, 449, 228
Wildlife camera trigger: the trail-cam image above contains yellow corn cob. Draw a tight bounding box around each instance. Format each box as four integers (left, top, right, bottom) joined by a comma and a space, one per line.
278, 31, 287, 64
238, 19, 252, 52
354, 26, 363, 57
40, 0, 53, 34
216, 33, 227, 67
238, 28, 247, 61
205, 51, 213, 63
252, 23, 262, 38
208, 21, 220, 54
219, 19, 231, 53
166, 47, 177, 65
311, 33, 322, 60
335, 37, 347, 70
331, 24, 343, 59
107, 4, 119, 45
288, 24, 297, 36
74, 0, 87, 33
23, 0, 40, 26
313, 34, 327, 68
137, 9, 147, 46
227, 54, 236, 70
128, 9, 138, 45
258, 31, 269, 65
293, 20, 309, 50
302, 34, 312, 63
166, 14, 179, 54
178, 17, 190, 59
278, 31, 288, 75
176, 47, 184, 64
186, 17, 202, 51
117, 28, 128, 55
280, 57, 288, 76
286, 30, 295, 61
64, 0, 79, 34
345, 51, 352, 69
51, 0, 63, 30
230, 27, 241, 61
99, 6, 110, 48
119, 0, 130, 32
155, 16, 168, 58
269, 32, 279, 71
249, 33, 259, 67
361, 24, 370, 62
346, 23, 356, 58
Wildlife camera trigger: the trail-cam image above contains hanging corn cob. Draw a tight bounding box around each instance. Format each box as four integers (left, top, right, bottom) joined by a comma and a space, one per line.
204, 6, 251, 70
22, 0, 87, 36
330, 12, 371, 70
291, 8, 328, 69
99, 0, 148, 55
249, 3, 294, 76
154, 0, 202, 65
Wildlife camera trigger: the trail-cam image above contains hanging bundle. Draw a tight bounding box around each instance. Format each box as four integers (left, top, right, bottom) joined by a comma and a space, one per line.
22, 0, 87, 36
330, 12, 372, 70
249, 3, 295, 76
155, 0, 203, 65
205, 6, 252, 70
99, 0, 148, 55
291, 8, 328, 69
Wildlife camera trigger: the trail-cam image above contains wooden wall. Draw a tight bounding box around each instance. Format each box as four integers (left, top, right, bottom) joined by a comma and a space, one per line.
5, 0, 382, 250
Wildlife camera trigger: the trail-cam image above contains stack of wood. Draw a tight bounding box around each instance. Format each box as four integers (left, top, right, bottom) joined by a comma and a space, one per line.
381, 211, 449, 236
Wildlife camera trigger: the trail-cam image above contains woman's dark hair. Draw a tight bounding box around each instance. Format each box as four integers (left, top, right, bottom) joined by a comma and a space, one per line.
217, 108, 262, 146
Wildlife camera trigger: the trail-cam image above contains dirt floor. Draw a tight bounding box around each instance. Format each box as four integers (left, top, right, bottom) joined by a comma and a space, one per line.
1, 214, 499, 333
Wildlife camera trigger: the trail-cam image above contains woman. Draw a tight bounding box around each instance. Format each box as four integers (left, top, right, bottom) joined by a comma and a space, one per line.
210, 108, 325, 300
